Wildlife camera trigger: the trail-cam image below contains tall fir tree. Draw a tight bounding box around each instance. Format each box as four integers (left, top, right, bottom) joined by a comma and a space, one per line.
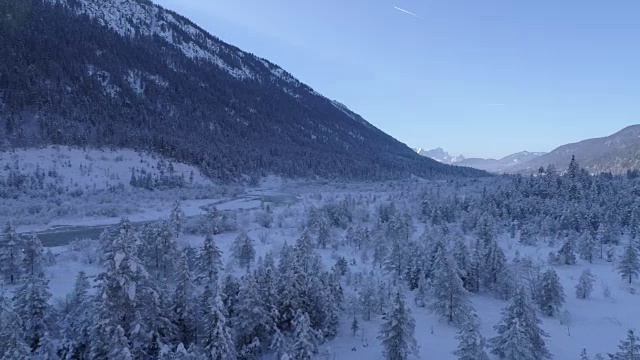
610, 329, 640, 360
0, 222, 23, 285
618, 238, 640, 284
534, 268, 566, 317
490, 286, 551, 360
12, 273, 52, 352
234, 274, 271, 359
22, 233, 44, 277
453, 316, 490, 360
203, 294, 237, 360
429, 251, 474, 326
575, 269, 595, 299
378, 292, 419, 360
60, 271, 93, 360
173, 252, 197, 347
232, 231, 256, 272
291, 310, 320, 360
195, 234, 223, 285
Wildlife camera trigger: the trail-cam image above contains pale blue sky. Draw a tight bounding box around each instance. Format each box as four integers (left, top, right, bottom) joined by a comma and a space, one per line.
155, 0, 639, 158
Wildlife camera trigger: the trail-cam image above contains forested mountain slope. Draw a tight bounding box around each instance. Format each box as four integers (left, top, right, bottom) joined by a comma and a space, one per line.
0, 0, 485, 181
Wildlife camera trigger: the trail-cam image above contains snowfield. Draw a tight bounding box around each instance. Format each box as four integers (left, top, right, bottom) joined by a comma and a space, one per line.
1, 151, 639, 359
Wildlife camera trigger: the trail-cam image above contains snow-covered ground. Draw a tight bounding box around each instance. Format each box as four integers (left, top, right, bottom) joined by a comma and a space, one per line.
25, 181, 636, 359
2, 149, 638, 359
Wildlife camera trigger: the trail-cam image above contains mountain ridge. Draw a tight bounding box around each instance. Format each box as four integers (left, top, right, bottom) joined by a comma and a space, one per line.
0, 0, 486, 181
507, 125, 640, 174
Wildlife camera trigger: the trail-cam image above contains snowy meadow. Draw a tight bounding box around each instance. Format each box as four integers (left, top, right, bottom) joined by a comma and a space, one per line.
1, 150, 640, 359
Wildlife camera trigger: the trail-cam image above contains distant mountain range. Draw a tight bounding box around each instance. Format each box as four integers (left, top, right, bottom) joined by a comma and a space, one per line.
507, 125, 640, 175
0, 0, 485, 181
416, 124, 640, 174
414, 148, 546, 173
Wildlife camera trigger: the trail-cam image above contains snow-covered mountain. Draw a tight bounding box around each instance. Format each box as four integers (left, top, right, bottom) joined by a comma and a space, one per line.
507, 125, 640, 174
0, 0, 486, 180
414, 148, 545, 173
414, 148, 466, 164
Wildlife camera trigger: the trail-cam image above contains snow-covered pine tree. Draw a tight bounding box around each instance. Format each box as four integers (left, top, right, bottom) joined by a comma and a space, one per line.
232, 231, 256, 272
609, 329, 640, 360
22, 233, 44, 277
557, 236, 577, 265
291, 310, 320, 360
415, 273, 428, 308
234, 274, 270, 359
169, 200, 186, 237
618, 238, 640, 284
0, 294, 31, 360
351, 316, 360, 337
203, 294, 237, 360
575, 269, 595, 299
490, 286, 551, 360
12, 273, 52, 352
467, 239, 483, 293
91, 218, 149, 357
482, 238, 507, 292
453, 236, 472, 290
453, 315, 490, 360
578, 232, 597, 264
174, 252, 197, 347
147, 222, 179, 280
60, 271, 93, 359
429, 250, 474, 326
0, 222, 23, 285
195, 234, 223, 285
107, 325, 133, 360
378, 291, 419, 360
534, 268, 566, 317
359, 275, 377, 321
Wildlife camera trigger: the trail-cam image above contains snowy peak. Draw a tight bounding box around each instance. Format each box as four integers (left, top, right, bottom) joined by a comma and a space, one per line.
414, 148, 465, 164
414, 147, 547, 173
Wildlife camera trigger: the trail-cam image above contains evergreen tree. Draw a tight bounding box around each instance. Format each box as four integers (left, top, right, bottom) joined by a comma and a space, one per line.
557, 237, 577, 265
91, 219, 149, 357
578, 232, 597, 264
414, 273, 428, 308
351, 316, 360, 337
291, 310, 320, 360
169, 200, 186, 237
429, 251, 474, 326
378, 292, 419, 360
235, 274, 270, 359
467, 240, 483, 293
490, 286, 551, 360
12, 274, 52, 352
232, 231, 256, 272
575, 269, 595, 299
453, 316, 490, 360
618, 238, 640, 284
610, 329, 640, 360
483, 238, 507, 291
203, 294, 237, 360
195, 234, 223, 285
174, 252, 197, 347
142, 222, 179, 280
568, 155, 581, 180
0, 222, 23, 285
60, 271, 93, 359
0, 294, 31, 360
22, 233, 44, 277
107, 325, 133, 360
534, 268, 565, 317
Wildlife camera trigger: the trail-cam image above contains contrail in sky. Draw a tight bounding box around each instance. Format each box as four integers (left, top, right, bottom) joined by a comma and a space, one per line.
393, 6, 423, 20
